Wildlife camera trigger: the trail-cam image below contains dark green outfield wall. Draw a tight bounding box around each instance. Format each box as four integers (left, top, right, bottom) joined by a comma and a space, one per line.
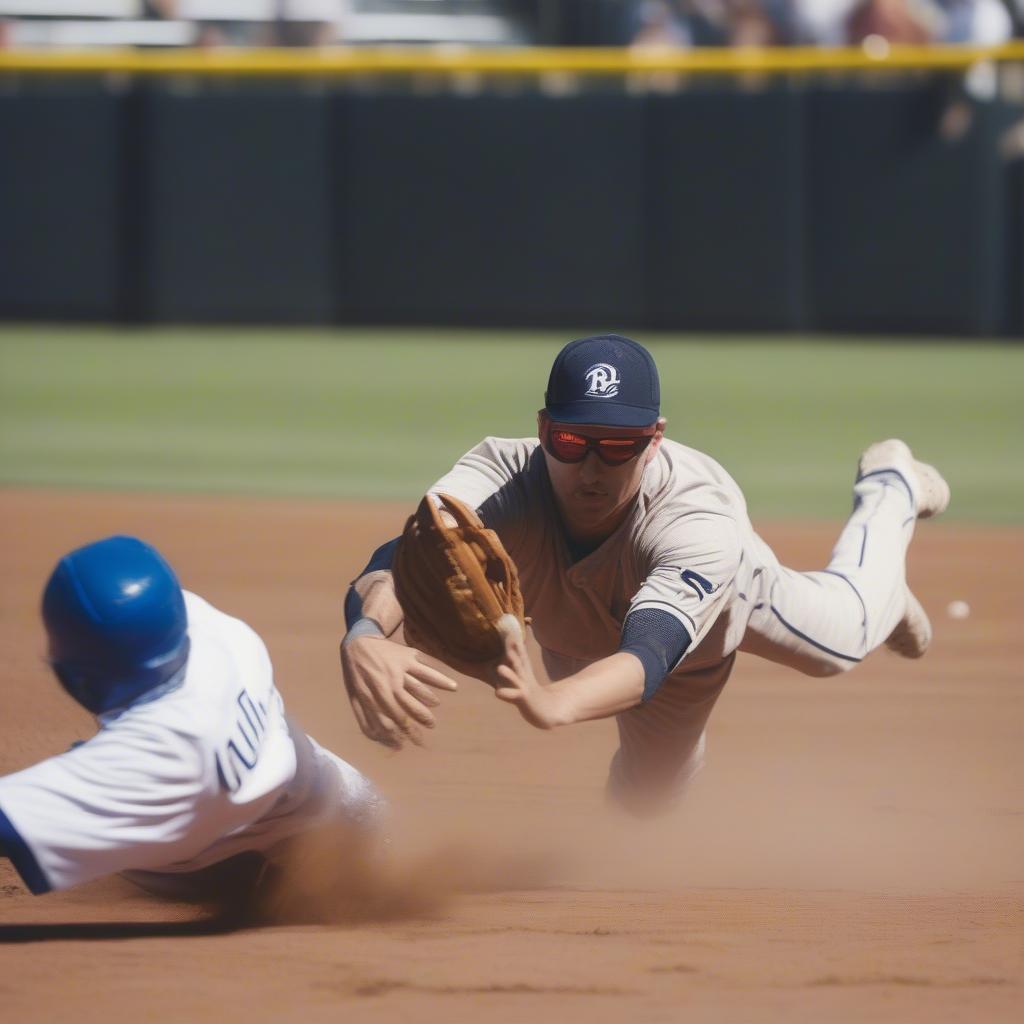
0, 81, 1019, 334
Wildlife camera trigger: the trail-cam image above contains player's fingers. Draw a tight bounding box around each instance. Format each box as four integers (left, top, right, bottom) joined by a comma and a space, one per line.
494, 686, 522, 703
350, 682, 392, 730
500, 629, 521, 662
373, 695, 425, 747
346, 673, 418, 748
374, 714, 408, 750
348, 687, 386, 736
395, 685, 437, 728
349, 695, 375, 737
499, 633, 528, 676
382, 711, 423, 747
410, 659, 459, 691
357, 675, 422, 740
357, 700, 402, 749
494, 664, 522, 690
506, 645, 527, 677
405, 678, 442, 708
350, 680, 401, 738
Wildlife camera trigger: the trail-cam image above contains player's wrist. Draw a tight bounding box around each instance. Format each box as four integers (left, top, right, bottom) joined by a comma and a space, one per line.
542, 683, 576, 729
343, 617, 385, 648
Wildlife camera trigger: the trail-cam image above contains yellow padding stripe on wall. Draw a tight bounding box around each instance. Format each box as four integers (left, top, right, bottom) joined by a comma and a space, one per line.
2, 43, 1024, 78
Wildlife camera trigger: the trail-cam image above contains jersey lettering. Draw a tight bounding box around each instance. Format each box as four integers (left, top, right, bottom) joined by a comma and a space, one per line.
215, 689, 269, 793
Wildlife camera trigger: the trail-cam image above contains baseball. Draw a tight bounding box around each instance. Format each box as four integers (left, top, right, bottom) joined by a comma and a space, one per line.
496, 613, 523, 641
946, 600, 970, 620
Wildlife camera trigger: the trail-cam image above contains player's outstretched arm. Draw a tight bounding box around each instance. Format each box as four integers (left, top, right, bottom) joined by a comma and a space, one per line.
492, 620, 644, 729
341, 569, 459, 750
491, 606, 692, 729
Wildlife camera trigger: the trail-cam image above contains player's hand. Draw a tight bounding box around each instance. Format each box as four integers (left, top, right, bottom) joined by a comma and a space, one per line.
491, 618, 566, 730
340, 635, 458, 750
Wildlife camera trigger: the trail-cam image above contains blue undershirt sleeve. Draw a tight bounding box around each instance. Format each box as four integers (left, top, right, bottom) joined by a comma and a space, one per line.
618, 608, 692, 702
344, 537, 400, 629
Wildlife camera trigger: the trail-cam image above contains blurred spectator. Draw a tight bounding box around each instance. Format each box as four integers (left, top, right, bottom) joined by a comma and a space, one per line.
629, 1, 794, 48
0, 0, 1017, 50
729, 1, 796, 45
845, 0, 938, 44
171, 0, 347, 48
1011, 0, 1024, 36
267, 0, 348, 47
936, 0, 1013, 43
797, 0, 1013, 46
143, 0, 177, 17
630, 1, 693, 49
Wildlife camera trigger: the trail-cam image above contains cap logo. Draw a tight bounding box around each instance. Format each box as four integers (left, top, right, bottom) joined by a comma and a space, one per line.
583, 363, 621, 399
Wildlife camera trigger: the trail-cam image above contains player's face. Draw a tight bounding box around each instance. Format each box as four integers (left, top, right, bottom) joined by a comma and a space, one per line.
539, 415, 666, 543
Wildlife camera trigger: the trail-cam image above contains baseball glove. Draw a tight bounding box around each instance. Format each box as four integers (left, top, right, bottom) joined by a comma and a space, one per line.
392, 493, 527, 671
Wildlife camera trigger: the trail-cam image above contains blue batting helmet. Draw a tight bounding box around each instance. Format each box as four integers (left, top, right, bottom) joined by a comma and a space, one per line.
41, 535, 190, 715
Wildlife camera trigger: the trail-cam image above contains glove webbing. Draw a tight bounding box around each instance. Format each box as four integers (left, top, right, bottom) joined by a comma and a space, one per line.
394, 494, 525, 665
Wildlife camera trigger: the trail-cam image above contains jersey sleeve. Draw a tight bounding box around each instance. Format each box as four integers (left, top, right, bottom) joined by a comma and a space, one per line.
628, 511, 742, 667
0, 722, 207, 894
428, 436, 537, 542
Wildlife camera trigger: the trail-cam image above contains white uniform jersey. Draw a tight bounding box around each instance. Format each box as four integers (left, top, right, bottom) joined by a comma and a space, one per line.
0, 592, 377, 895
430, 436, 767, 679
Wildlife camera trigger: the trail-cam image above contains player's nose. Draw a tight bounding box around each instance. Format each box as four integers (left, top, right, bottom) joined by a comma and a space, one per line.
578, 451, 603, 482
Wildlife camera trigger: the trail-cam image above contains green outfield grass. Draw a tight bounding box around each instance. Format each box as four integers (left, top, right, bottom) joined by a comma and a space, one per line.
1, 326, 1021, 522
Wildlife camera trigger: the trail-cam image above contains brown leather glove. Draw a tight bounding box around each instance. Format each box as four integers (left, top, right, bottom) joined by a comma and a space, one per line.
393, 493, 527, 672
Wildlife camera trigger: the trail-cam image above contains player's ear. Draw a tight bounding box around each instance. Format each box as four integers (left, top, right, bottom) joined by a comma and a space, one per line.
646, 418, 667, 462
651, 415, 667, 448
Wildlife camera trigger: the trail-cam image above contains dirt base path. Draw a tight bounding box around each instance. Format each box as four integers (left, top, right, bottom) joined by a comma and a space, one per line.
1, 488, 1020, 1023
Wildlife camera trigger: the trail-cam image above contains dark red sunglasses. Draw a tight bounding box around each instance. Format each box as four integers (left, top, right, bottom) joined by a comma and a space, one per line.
540, 418, 656, 466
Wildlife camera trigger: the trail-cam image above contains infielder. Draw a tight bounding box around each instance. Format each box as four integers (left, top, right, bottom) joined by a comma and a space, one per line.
340, 334, 949, 814
0, 535, 380, 897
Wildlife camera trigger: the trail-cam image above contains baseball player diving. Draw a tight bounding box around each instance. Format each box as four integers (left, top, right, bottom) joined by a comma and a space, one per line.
0, 535, 380, 898
340, 334, 950, 815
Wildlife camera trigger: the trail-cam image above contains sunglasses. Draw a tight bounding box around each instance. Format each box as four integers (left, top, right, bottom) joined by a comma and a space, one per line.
540, 418, 656, 466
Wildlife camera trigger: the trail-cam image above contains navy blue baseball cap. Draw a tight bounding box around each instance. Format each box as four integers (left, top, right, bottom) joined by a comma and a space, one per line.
544, 334, 660, 427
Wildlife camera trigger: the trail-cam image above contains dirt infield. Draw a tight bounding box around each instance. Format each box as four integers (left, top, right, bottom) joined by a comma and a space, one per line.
1, 488, 1020, 1023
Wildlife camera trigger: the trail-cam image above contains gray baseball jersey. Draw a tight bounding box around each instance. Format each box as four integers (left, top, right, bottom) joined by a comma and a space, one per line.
431, 436, 764, 678
428, 435, 921, 812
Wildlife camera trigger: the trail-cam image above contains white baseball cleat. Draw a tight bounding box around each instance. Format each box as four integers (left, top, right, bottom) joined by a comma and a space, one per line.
885, 587, 933, 659
858, 439, 950, 519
